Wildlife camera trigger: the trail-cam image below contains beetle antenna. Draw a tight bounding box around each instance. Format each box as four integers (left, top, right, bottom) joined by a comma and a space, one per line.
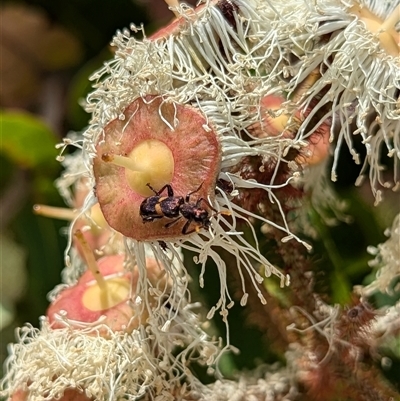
146, 183, 158, 194
186, 182, 204, 201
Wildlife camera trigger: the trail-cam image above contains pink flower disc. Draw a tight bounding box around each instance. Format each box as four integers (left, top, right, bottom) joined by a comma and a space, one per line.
93, 95, 221, 241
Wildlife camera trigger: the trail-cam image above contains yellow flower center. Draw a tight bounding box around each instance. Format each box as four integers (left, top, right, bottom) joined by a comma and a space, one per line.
82, 277, 131, 311
350, 4, 400, 57
102, 139, 174, 196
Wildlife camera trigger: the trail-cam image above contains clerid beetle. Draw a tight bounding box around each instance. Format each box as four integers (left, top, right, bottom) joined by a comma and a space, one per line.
139, 183, 217, 235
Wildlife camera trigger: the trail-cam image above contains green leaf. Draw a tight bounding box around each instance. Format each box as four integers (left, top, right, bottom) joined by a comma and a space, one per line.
0, 111, 58, 169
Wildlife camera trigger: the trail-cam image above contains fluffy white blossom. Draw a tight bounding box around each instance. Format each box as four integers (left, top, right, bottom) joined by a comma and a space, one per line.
10, 1, 398, 398
364, 212, 400, 295
0, 292, 221, 400
70, 0, 315, 323
0, 321, 155, 400
259, 0, 400, 201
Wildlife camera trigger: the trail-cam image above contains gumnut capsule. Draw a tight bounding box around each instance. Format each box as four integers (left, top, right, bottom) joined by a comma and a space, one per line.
93, 95, 221, 240
47, 254, 138, 334
248, 93, 331, 166
47, 232, 165, 335
150, 0, 219, 41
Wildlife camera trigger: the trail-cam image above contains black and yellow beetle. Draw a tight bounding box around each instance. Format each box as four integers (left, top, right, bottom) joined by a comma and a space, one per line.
139, 183, 217, 235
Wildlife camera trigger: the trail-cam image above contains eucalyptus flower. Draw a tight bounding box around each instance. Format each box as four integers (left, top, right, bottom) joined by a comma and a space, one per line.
71, 0, 312, 323
1, 280, 221, 401
198, 366, 297, 401
0, 322, 156, 401
258, 0, 400, 201
2, 1, 400, 400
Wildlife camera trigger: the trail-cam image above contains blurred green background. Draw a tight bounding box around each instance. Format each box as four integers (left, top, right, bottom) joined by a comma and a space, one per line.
0, 0, 399, 391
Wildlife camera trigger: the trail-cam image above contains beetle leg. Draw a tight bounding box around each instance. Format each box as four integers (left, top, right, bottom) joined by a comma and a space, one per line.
181, 218, 195, 235
165, 184, 174, 197
164, 216, 182, 228
142, 214, 164, 223
146, 183, 174, 197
